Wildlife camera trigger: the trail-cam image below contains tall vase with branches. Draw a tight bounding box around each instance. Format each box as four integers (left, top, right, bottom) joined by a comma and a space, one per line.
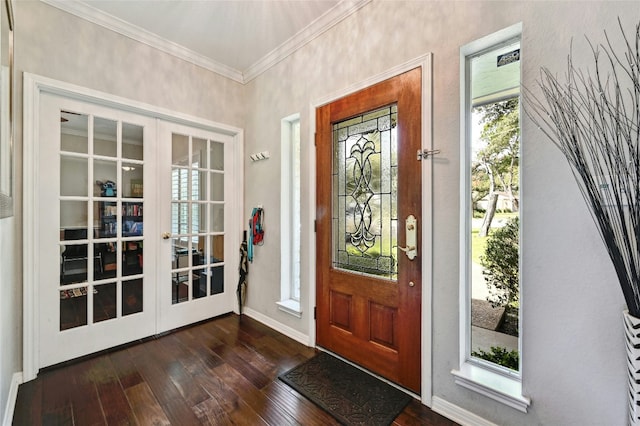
525, 19, 640, 318
524, 19, 640, 424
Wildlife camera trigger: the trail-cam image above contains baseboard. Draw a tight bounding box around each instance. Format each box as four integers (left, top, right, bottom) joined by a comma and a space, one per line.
242, 307, 311, 346
431, 396, 497, 426
2, 372, 23, 426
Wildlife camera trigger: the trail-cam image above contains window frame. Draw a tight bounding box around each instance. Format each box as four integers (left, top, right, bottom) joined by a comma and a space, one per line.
452, 22, 530, 412
278, 114, 302, 317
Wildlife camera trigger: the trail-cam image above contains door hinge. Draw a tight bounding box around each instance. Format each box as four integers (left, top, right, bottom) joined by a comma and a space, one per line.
417, 149, 441, 161
314, 220, 317, 232
314, 306, 317, 319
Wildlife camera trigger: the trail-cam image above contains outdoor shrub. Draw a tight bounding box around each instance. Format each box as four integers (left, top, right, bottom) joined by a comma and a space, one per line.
472, 346, 519, 370
481, 217, 519, 308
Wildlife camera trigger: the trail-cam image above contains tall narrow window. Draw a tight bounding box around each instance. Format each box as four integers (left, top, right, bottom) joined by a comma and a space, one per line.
468, 41, 521, 372
279, 114, 302, 316
454, 23, 529, 412
291, 119, 301, 300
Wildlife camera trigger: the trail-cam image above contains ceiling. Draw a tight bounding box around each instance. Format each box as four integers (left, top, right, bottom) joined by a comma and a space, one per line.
43, 0, 368, 83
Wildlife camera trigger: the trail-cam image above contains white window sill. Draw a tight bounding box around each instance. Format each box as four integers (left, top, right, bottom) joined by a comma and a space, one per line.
451, 362, 531, 413
276, 299, 302, 318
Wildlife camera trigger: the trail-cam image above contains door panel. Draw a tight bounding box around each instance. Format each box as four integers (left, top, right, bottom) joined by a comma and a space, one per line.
39, 93, 157, 368
316, 67, 422, 393
157, 121, 235, 333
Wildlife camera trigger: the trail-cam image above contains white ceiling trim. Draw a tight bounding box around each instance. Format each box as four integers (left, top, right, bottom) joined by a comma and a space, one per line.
242, 0, 370, 83
42, 0, 245, 83
41, 0, 370, 85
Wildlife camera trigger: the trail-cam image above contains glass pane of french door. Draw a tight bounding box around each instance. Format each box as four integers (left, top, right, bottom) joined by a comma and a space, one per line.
170, 133, 225, 305
59, 111, 145, 329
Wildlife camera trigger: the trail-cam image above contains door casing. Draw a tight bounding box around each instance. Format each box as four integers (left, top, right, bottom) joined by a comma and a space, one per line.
307, 55, 434, 402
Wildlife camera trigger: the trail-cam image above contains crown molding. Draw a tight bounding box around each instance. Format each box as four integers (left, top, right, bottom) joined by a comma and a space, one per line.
41, 0, 245, 83
242, 0, 371, 83
41, 0, 370, 85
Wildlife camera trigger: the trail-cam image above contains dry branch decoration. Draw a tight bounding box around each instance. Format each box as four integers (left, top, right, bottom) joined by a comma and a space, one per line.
524, 20, 640, 317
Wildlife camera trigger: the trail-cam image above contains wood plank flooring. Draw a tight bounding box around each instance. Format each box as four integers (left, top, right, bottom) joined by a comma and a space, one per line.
12, 313, 458, 425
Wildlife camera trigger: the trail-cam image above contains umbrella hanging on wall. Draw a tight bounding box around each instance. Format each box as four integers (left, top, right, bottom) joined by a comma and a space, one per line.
248, 207, 264, 263
237, 231, 248, 315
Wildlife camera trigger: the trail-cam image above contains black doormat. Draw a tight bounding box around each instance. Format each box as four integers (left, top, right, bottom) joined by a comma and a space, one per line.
279, 351, 412, 426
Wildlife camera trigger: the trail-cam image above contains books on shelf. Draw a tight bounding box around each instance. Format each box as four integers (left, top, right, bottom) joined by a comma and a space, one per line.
103, 204, 117, 216
123, 203, 143, 217
59, 287, 98, 299
131, 180, 143, 198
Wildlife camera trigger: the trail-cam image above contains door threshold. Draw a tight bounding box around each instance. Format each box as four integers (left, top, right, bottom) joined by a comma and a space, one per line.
39, 312, 234, 375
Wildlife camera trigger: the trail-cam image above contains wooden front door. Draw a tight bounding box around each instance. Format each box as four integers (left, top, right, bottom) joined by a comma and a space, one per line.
316, 67, 422, 393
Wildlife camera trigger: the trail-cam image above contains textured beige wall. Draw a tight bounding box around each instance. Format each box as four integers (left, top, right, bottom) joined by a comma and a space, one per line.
3, 1, 640, 425
244, 2, 640, 425
1, 1, 245, 420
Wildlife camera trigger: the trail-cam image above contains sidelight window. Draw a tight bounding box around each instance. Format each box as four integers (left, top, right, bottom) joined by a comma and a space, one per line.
454, 23, 530, 412
279, 114, 302, 317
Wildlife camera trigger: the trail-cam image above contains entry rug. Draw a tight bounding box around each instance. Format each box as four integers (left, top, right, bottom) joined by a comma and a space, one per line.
279, 351, 412, 426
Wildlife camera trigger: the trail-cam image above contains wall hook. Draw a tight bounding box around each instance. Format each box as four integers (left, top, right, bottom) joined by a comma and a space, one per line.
250, 151, 271, 162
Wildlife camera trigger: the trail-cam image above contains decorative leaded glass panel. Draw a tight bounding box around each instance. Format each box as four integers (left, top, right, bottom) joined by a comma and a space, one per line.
332, 104, 398, 280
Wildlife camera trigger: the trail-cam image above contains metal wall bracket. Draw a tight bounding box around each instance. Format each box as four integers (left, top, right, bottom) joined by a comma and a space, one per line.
417, 149, 441, 161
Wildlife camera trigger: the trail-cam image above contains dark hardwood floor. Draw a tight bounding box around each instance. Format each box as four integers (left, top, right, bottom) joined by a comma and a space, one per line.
13, 314, 457, 425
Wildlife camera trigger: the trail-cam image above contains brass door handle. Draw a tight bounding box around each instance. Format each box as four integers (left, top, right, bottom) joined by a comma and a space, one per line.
162, 232, 171, 240
397, 215, 417, 260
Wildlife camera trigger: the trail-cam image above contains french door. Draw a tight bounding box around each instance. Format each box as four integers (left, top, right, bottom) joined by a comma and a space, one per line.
157, 121, 235, 333
316, 67, 423, 393
37, 93, 237, 369
38, 93, 158, 367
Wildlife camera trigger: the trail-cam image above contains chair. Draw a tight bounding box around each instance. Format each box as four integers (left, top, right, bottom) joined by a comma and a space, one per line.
61, 229, 102, 281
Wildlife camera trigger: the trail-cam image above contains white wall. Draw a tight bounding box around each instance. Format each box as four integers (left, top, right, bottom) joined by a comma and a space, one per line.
0, 1, 246, 422
0, 216, 19, 424
243, 1, 638, 425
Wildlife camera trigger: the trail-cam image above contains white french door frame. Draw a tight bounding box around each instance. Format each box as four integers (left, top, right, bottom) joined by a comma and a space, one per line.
307, 54, 434, 404
23, 73, 244, 381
